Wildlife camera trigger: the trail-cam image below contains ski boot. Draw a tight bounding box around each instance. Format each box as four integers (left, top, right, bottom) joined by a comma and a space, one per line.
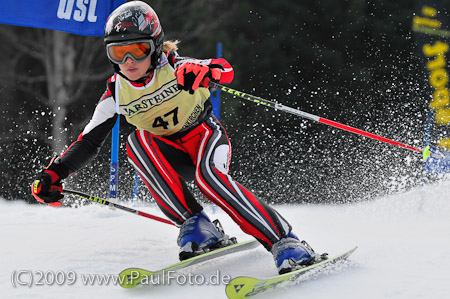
271, 233, 318, 274
177, 211, 237, 260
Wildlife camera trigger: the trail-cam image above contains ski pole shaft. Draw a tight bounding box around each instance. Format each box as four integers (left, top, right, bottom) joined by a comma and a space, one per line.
63, 189, 175, 226
211, 82, 423, 155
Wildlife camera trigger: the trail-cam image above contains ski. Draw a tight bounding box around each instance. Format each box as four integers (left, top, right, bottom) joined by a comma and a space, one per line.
225, 246, 357, 299
118, 239, 259, 288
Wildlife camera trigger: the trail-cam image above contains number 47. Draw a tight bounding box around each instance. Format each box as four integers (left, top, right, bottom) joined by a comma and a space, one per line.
152, 107, 179, 130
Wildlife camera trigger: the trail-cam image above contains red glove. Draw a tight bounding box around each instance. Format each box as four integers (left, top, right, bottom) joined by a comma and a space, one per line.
31, 157, 68, 207
175, 62, 222, 94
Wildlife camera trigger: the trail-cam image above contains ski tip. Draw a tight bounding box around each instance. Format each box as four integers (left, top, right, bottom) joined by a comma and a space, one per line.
225, 277, 262, 299
225, 246, 359, 299
118, 268, 155, 288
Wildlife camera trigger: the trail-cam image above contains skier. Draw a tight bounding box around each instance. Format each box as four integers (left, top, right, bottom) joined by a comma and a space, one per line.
31, 1, 315, 274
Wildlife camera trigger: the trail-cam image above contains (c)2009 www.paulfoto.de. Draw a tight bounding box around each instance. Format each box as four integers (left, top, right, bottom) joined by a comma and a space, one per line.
11, 269, 232, 287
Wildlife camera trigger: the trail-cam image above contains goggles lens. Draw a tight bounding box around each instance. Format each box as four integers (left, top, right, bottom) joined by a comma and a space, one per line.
107, 40, 154, 64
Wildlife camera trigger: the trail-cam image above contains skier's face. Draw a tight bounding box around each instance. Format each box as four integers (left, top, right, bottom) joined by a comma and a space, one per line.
118, 56, 151, 81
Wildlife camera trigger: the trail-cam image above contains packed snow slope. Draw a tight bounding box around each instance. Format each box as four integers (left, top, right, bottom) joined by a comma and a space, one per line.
2, 181, 450, 299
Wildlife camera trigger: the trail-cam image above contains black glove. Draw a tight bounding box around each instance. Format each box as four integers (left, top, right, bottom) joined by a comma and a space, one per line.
31, 157, 69, 207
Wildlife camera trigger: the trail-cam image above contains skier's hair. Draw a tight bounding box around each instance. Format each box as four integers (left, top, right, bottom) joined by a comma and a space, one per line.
163, 40, 180, 53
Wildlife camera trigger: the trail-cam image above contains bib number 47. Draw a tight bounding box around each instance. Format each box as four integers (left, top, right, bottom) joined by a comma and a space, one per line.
153, 107, 179, 130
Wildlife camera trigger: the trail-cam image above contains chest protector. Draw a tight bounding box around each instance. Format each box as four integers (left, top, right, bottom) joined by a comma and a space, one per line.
114, 57, 210, 136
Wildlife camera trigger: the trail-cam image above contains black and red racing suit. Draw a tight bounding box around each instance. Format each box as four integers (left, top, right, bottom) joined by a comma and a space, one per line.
57, 51, 292, 249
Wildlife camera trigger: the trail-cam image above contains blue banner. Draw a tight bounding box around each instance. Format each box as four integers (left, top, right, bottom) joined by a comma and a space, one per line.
0, 0, 126, 36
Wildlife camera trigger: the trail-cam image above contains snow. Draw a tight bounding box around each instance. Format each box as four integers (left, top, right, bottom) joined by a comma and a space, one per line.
2, 181, 450, 299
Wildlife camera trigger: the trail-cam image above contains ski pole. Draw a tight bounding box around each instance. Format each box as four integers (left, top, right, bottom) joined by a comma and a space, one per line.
63, 189, 175, 226
211, 82, 430, 157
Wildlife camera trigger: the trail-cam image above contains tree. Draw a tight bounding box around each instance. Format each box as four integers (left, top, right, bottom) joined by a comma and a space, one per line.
0, 27, 111, 154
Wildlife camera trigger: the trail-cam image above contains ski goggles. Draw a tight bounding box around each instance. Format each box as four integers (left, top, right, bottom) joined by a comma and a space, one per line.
106, 39, 155, 64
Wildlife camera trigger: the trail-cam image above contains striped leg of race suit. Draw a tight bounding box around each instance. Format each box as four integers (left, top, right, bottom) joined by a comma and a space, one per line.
126, 117, 292, 249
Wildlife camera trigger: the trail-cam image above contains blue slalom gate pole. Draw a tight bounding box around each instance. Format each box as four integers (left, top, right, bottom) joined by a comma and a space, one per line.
210, 42, 223, 214
109, 117, 120, 202
211, 42, 222, 119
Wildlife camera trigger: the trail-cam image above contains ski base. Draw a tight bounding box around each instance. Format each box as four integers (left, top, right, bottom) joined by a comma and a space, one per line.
119, 239, 259, 288
225, 246, 357, 299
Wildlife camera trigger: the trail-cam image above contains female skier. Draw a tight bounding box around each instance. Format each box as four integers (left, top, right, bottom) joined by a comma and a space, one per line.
31, 1, 315, 274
